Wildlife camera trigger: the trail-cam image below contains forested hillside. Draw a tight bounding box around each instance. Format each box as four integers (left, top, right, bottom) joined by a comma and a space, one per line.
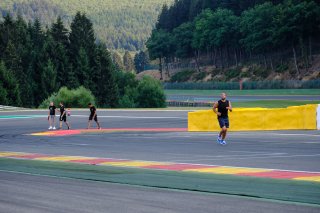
0, 13, 119, 107
147, 0, 320, 80
0, 0, 172, 51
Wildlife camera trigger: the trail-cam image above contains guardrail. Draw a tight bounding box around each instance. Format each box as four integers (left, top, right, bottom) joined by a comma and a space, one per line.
164, 79, 320, 90
0, 105, 27, 111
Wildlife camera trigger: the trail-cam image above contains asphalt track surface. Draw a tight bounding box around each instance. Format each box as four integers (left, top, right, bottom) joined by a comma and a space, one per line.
1, 110, 320, 212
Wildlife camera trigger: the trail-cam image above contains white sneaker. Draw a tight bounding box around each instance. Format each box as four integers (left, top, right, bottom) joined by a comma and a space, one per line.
48, 126, 52, 130
53, 126, 56, 130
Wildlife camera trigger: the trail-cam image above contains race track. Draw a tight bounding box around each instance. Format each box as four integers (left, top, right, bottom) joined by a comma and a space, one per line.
0, 110, 319, 212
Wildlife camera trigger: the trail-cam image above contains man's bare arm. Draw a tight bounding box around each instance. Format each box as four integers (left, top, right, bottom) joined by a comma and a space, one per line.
213, 102, 221, 116
227, 101, 232, 112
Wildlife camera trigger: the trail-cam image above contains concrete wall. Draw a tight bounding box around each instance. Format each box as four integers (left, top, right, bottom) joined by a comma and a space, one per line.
188, 104, 318, 131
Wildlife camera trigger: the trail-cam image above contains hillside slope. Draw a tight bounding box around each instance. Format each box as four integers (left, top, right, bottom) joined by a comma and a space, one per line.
0, 0, 172, 51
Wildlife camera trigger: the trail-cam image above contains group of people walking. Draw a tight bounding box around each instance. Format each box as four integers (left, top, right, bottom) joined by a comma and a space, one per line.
47, 93, 232, 146
48, 102, 101, 130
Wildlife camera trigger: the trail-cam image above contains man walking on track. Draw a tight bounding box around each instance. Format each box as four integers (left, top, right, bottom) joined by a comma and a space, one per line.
48, 102, 56, 130
87, 103, 101, 129
213, 93, 232, 145
59, 102, 70, 130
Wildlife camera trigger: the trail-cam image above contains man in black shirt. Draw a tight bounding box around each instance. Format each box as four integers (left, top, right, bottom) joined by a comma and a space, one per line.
87, 103, 101, 129
48, 102, 56, 130
213, 93, 232, 145
59, 102, 70, 130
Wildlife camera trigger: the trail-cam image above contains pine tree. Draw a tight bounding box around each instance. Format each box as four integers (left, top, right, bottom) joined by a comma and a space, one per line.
134, 51, 149, 73
112, 51, 125, 71
76, 47, 91, 88
50, 16, 69, 48
40, 59, 57, 100
94, 44, 119, 107
69, 12, 96, 67
123, 51, 135, 73
0, 61, 21, 106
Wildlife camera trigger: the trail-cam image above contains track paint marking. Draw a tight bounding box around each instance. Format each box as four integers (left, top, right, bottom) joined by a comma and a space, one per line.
185, 167, 269, 174
72, 115, 186, 119
142, 164, 215, 171
34, 156, 92, 162
0, 115, 46, 120
29, 128, 188, 136
99, 161, 169, 167
237, 171, 320, 179
293, 176, 320, 182
1, 151, 320, 182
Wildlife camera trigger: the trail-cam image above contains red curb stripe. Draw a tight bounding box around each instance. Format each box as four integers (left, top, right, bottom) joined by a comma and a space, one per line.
10, 154, 51, 159
142, 164, 216, 171
237, 171, 320, 179
31, 128, 188, 136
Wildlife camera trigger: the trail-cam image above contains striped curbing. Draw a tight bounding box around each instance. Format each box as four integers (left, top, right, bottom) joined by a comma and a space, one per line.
1, 151, 320, 182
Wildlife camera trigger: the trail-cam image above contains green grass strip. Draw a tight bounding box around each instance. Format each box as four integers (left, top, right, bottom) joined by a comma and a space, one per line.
1, 158, 319, 205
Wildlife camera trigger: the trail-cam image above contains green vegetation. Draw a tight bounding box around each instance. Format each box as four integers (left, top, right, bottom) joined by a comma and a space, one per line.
165, 89, 320, 96
39, 86, 95, 108
170, 69, 195, 82
147, 0, 320, 78
0, 0, 172, 51
137, 76, 166, 108
0, 13, 166, 108
0, 13, 119, 108
117, 72, 166, 108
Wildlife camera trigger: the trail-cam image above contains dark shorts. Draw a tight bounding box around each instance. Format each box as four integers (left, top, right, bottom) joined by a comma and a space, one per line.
218, 117, 229, 128
60, 115, 67, 122
89, 115, 98, 121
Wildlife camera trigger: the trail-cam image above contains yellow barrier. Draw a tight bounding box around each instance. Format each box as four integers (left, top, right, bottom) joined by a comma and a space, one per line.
188, 104, 318, 131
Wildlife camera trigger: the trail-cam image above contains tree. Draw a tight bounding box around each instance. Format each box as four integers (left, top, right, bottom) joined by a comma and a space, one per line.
272, 0, 320, 75
134, 50, 149, 73
240, 2, 278, 69
94, 44, 119, 107
112, 51, 125, 71
146, 29, 174, 79
0, 61, 21, 106
69, 12, 96, 71
136, 76, 166, 108
50, 16, 69, 48
173, 22, 194, 58
40, 59, 57, 100
123, 51, 135, 72
69, 12, 96, 87
75, 47, 91, 88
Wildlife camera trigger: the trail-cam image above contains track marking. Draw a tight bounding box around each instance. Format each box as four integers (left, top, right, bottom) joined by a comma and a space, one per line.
1, 151, 320, 182
72, 115, 187, 119
174, 154, 320, 162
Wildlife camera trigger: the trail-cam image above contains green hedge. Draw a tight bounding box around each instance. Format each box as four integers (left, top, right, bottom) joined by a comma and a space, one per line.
39, 86, 95, 108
